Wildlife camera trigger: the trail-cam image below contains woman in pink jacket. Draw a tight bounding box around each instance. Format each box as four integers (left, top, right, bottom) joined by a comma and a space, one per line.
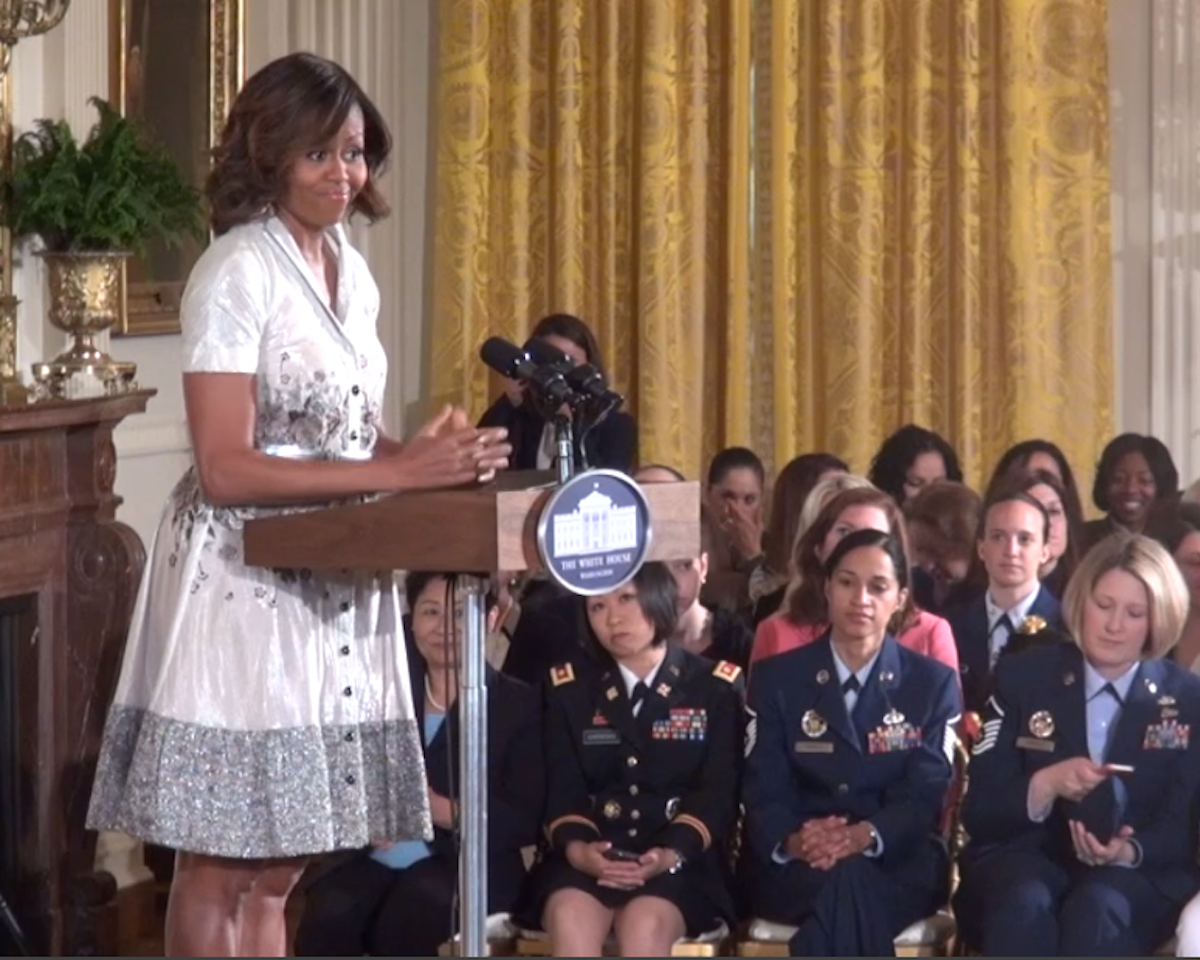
751, 486, 959, 676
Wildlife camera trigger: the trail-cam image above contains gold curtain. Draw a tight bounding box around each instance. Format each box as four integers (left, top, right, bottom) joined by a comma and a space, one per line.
430, 0, 1113, 488
430, 0, 746, 481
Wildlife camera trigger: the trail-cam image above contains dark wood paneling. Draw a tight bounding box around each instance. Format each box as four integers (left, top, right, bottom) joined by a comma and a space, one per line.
0, 392, 152, 956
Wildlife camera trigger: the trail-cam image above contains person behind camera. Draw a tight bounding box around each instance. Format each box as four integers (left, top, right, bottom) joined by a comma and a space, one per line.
294, 571, 543, 957
741, 528, 961, 956
955, 534, 1200, 956
521, 563, 743, 956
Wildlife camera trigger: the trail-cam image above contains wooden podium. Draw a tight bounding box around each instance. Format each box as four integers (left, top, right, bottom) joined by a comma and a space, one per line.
243, 471, 700, 957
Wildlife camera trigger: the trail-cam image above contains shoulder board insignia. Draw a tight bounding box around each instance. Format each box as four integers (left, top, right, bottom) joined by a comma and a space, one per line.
1018, 615, 1047, 635
550, 663, 575, 687
713, 660, 742, 683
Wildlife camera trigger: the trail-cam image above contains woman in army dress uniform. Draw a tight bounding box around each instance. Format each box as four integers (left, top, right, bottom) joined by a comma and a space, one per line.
525, 562, 744, 956
742, 528, 961, 956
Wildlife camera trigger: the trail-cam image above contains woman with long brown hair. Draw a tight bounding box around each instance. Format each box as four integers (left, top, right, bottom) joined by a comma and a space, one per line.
750, 487, 958, 674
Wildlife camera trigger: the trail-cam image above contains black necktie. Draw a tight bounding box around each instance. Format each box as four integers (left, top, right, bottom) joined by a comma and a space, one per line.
1100, 682, 1122, 706
630, 681, 650, 714
841, 675, 861, 695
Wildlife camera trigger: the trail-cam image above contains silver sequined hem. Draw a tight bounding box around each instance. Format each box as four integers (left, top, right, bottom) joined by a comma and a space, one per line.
86, 706, 432, 859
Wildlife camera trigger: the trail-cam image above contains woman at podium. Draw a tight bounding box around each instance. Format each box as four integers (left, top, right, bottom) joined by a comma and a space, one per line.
477, 313, 638, 473
84, 53, 509, 958
524, 562, 743, 955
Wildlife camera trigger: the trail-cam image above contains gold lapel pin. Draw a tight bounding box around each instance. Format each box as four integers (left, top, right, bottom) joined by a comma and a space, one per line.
817, 669, 830, 685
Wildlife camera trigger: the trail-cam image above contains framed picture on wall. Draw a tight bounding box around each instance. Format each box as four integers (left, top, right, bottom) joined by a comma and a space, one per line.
109, 0, 243, 336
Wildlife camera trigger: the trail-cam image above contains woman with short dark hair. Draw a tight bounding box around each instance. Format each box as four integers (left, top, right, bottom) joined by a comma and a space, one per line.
1082, 433, 1180, 549
85, 53, 510, 957
524, 562, 743, 956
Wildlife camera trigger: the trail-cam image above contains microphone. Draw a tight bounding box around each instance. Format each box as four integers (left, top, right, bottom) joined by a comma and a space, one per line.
479, 337, 574, 407
525, 337, 619, 405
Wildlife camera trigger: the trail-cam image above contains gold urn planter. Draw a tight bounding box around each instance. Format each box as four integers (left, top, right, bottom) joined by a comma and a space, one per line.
31, 250, 137, 399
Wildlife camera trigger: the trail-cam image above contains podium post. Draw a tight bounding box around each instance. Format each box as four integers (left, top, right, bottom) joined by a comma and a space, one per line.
458, 574, 489, 958
242, 473, 700, 957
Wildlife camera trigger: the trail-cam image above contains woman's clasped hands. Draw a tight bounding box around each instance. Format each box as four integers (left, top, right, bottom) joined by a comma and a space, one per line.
565, 840, 680, 891
388, 405, 511, 489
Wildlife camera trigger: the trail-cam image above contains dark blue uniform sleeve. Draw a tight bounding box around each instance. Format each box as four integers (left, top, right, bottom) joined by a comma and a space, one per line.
961, 659, 1039, 844
742, 673, 806, 862
1125, 706, 1200, 870
654, 670, 744, 862
870, 666, 959, 857
541, 676, 601, 849
491, 688, 546, 855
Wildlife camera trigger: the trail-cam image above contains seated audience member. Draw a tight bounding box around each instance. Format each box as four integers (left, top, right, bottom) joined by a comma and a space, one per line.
1012, 470, 1081, 601
702, 447, 767, 613
986, 440, 1087, 597
751, 453, 849, 606
956, 535, 1200, 956
294, 572, 544, 958
477, 313, 637, 473
903, 481, 983, 615
635, 463, 687, 484
751, 472, 872, 625
742, 529, 961, 956
498, 571, 586, 685
523, 563, 743, 956
867, 424, 963, 506
1146, 501, 1200, 672
945, 489, 1065, 714
667, 508, 755, 669
1082, 433, 1180, 551
751, 487, 958, 675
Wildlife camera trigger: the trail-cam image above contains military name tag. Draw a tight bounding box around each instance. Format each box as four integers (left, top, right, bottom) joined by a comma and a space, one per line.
794, 741, 834, 754
1144, 719, 1191, 750
868, 723, 921, 755
1015, 735, 1055, 753
583, 728, 621, 746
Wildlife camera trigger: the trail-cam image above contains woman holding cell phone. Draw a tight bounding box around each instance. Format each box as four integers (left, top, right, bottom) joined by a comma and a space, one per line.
955, 534, 1200, 956
522, 563, 743, 956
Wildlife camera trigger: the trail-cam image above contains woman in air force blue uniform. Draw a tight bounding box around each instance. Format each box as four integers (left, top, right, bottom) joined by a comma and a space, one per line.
742, 528, 961, 956
956, 534, 1200, 956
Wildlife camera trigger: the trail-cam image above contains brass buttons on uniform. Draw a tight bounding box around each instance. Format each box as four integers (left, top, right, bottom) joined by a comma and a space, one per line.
629, 785, 639, 796
631, 810, 641, 820
603, 800, 621, 819
626, 756, 638, 767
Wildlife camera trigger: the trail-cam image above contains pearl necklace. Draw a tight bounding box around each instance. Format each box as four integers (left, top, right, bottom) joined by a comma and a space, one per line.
425, 677, 446, 713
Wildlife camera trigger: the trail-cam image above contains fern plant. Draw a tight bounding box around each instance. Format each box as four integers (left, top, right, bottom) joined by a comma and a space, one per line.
1, 96, 204, 253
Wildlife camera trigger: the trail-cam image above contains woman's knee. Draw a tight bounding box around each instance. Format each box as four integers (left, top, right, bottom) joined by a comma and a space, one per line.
173, 851, 261, 903
613, 896, 685, 948
249, 858, 308, 901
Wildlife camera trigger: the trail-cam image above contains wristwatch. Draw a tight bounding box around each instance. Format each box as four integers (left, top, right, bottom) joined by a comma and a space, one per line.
665, 848, 686, 874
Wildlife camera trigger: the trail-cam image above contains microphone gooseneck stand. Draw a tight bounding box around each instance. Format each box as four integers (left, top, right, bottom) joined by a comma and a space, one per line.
457, 574, 488, 958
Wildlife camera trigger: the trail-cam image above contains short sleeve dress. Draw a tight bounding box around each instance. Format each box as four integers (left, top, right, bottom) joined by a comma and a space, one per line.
86, 216, 431, 859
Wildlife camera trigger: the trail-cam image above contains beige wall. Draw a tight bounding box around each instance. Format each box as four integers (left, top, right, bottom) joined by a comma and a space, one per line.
8, 0, 436, 887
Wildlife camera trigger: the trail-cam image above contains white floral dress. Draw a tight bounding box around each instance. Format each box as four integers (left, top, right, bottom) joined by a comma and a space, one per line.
87, 216, 431, 858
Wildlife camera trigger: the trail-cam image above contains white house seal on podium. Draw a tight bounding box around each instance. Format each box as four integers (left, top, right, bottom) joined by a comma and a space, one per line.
535, 469, 653, 595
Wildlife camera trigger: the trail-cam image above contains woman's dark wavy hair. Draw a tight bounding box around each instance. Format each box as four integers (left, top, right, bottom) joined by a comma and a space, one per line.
822, 529, 911, 635
986, 440, 1086, 566
1092, 433, 1180, 514
207, 52, 392, 235
868, 424, 963, 505
763, 452, 849, 575
580, 562, 680, 660
527, 314, 606, 381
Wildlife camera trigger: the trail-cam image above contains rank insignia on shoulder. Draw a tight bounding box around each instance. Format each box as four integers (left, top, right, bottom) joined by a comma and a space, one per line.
550, 663, 575, 687
1018, 615, 1047, 635
713, 661, 742, 683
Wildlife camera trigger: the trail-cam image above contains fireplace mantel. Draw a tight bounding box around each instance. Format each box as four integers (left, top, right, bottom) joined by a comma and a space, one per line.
0, 390, 154, 956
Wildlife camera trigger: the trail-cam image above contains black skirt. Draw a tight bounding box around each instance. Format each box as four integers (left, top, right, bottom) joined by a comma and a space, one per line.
521, 856, 725, 938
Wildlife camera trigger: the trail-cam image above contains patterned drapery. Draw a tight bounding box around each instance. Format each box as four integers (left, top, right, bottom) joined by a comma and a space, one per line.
430, 0, 1113, 487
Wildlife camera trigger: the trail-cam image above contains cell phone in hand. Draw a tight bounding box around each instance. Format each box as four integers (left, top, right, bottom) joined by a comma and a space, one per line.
1103, 763, 1135, 775
602, 847, 641, 863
